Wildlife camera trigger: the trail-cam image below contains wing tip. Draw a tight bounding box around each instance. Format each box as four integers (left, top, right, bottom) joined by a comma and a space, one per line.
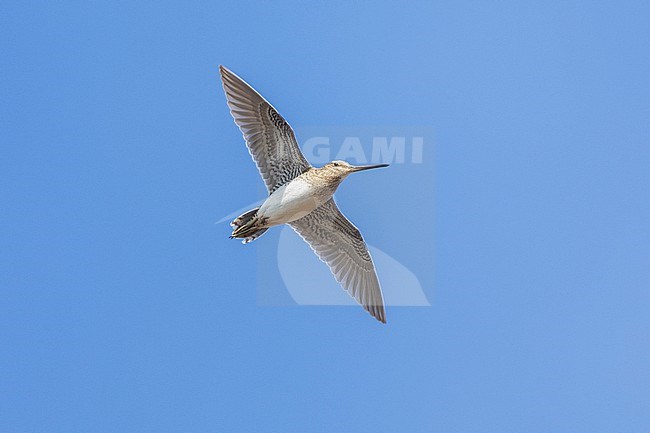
370, 306, 387, 324
219, 65, 239, 86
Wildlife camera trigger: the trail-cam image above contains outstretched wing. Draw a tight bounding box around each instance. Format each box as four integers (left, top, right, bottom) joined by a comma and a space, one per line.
290, 199, 386, 323
220, 66, 311, 193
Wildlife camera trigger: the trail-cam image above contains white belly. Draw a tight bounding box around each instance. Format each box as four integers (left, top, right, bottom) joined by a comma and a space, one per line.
258, 178, 330, 226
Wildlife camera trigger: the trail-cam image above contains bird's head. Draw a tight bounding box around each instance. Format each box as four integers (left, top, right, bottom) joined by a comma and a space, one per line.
319, 160, 390, 184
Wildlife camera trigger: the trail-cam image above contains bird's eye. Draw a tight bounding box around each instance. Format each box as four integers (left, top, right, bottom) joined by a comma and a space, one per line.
333, 162, 339, 166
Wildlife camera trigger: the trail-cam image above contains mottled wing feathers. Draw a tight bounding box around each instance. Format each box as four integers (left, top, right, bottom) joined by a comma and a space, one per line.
219, 66, 311, 193
290, 199, 387, 323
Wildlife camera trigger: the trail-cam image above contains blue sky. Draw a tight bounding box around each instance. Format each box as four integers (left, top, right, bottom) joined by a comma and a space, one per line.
1, 1, 649, 432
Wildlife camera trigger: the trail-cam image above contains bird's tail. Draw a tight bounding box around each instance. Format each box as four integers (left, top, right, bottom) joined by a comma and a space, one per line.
230, 208, 268, 244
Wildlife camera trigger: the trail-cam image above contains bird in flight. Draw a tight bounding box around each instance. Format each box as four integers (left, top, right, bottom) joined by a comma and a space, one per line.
219, 66, 389, 323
